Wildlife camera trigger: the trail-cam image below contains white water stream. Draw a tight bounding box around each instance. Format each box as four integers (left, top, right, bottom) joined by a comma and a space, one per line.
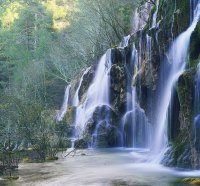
152, 0, 159, 28
72, 67, 91, 107
154, 1, 200, 159
74, 50, 112, 137
56, 85, 71, 121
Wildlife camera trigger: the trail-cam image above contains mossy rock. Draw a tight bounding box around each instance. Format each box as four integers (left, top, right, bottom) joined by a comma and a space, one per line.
22, 157, 32, 163
2, 176, 19, 180
78, 66, 95, 100
45, 156, 58, 161
183, 178, 200, 185
189, 59, 199, 69
21, 157, 44, 163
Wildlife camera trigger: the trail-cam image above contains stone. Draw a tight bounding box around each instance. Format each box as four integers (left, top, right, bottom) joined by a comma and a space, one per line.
74, 139, 88, 149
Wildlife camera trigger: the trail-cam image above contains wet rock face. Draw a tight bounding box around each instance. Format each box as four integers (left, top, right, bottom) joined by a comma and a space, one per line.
92, 121, 120, 148
82, 105, 120, 147
162, 146, 192, 168
74, 139, 88, 149
109, 48, 132, 115
193, 115, 200, 153
110, 64, 127, 114
78, 66, 96, 101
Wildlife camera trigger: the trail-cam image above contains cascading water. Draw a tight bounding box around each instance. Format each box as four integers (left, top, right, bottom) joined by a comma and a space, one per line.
57, 0, 200, 168
191, 0, 199, 22
121, 43, 151, 149
73, 49, 112, 138
151, 0, 159, 28
57, 84, 71, 121
153, 1, 200, 159
120, 35, 130, 48
72, 67, 91, 107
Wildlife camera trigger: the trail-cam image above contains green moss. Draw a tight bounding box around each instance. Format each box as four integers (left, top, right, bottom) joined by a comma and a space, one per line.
183, 178, 200, 185
176, 0, 190, 29
21, 157, 44, 163
45, 156, 58, 161
157, 0, 165, 21
22, 157, 32, 163
22, 156, 58, 163
189, 59, 199, 69
2, 176, 19, 180
142, 3, 156, 33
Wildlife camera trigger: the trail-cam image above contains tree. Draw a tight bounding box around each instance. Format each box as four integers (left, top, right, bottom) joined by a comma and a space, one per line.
0, 0, 142, 166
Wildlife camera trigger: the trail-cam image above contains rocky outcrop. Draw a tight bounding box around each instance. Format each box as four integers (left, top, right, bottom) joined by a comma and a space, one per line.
110, 48, 130, 115
83, 105, 120, 148
61, 0, 200, 168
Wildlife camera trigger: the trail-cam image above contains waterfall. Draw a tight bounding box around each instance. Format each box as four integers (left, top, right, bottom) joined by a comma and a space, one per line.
191, 0, 199, 23
171, 0, 176, 39
120, 35, 130, 48
57, 0, 200, 164
72, 67, 91, 107
57, 85, 71, 121
146, 35, 152, 61
121, 44, 138, 147
154, 1, 200, 158
151, 0, 159, 28
121, 87, 137, 147
74, 49, 112, 137
121, 42, 151, 149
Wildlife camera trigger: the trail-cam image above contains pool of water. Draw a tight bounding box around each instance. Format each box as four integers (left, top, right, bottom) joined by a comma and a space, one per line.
0, 148, 198, 186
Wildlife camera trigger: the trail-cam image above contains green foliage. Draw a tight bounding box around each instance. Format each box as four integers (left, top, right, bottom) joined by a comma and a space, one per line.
0, 0, 139, 167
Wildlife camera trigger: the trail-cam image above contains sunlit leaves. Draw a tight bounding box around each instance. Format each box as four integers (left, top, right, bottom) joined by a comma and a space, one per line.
0, 2, 23, 28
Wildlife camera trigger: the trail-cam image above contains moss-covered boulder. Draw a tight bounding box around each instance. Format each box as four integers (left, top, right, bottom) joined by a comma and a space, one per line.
183, 178, 200, 185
